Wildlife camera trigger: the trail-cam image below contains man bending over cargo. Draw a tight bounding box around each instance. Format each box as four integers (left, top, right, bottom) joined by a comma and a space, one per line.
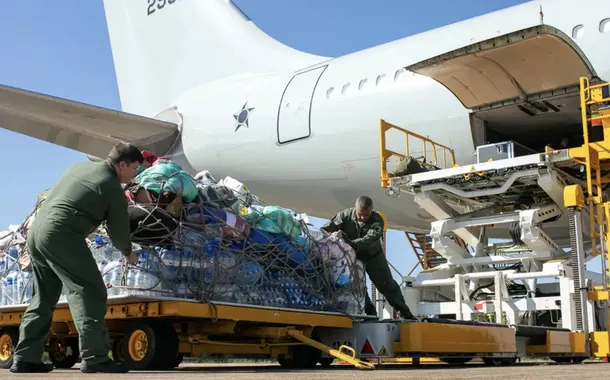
11, 142, 143, 374
321, 196, 416, 320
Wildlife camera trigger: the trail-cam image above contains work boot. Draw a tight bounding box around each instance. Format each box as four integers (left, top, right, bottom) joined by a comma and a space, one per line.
9, 360, 54, 373
80, 359, 130, 373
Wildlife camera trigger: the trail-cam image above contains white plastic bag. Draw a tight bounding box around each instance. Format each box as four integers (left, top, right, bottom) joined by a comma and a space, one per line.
194, 170, 217, 185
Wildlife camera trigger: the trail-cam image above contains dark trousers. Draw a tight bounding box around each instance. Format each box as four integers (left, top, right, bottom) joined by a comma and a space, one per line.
14, 219, 111, 365
360, 252, 414, 319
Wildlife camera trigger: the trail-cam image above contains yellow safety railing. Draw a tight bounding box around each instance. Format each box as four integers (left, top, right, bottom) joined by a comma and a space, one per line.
572, 77, 610, 258
379, 119, 456, 188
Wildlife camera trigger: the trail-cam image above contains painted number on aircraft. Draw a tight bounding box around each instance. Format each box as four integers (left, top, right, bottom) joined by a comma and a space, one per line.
147, 0, 178, 16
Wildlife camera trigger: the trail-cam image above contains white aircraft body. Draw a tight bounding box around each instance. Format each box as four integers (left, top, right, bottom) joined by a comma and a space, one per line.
1, 0, 610, 242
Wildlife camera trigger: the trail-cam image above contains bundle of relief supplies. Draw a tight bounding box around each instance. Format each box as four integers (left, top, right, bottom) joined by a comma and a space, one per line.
0, 158, 367, 316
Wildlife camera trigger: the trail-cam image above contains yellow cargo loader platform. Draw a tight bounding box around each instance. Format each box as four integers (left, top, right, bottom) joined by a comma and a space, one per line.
0, 297, 601, 371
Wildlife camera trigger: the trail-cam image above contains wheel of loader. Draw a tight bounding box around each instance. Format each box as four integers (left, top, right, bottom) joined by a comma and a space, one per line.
0, 328, 19, 369
112, 338, 126, 362
118, 321, 179, 371
549, 356, 586, 364
483, 357, 518, 366
277, 344, 321, 369
441, 357, 473, 365
148, 321, 179, 370
119, 323, 157, 370
47, 337, 80, 369
318, 358, 334, 368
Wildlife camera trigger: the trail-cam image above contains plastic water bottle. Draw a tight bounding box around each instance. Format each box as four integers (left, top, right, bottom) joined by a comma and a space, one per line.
216, 252, 236, 283
179, 229, 207, 249
202, 251, 215, 284
235, 261, 263, 285
13, 272, 24, 305
103, 242, 120, 262
186, 249, 201, 284
104, 260, 124, 297
8, 247, 19, 262
22, 270, 33, 304
3, 270, 17, 306
161, 248, 181, 275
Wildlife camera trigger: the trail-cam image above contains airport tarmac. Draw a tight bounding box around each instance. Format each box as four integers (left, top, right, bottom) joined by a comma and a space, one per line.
1, 362, 608, 379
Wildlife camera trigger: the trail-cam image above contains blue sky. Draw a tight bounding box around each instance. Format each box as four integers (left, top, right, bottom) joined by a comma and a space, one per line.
0, 0, 548, 281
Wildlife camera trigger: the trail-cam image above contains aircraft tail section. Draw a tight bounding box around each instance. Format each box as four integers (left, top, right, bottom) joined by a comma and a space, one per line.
102, 0, 326, 117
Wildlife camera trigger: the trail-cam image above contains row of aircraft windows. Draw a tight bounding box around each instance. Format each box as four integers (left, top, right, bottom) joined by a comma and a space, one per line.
572, 18, 610, 38
326, 18, 610, 100
325, 68, 406, 99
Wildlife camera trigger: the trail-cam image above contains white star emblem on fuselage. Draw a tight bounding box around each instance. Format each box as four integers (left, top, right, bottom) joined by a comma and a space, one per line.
233, 102, 255, 132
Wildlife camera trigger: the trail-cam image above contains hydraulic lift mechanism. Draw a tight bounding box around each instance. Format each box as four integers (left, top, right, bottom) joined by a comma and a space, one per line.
373, 73, 610, 363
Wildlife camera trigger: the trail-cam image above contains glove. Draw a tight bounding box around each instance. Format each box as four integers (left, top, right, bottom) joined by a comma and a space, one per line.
332, 230, 346, 239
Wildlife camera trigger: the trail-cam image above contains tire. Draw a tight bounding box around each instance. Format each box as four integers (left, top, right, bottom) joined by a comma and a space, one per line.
318, 358, 334, 368
0, 328, 19, 369
48, 337, 80, 369
550, 356, 586, 364
120, 323, 158, 370
277, 345, 321, 369
148, 321, 179, 370
112, 339, 126, 362
442, 357, 473, 365
483, 357, 517, 366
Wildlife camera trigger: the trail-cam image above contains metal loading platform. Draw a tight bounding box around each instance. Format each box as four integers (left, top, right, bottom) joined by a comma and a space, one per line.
377, 76, 610, 363
319, 318, 588, 366
0, 296, 378, 370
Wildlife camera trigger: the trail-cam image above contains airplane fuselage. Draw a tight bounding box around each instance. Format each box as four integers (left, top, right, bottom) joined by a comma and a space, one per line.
166, 0, 610, 234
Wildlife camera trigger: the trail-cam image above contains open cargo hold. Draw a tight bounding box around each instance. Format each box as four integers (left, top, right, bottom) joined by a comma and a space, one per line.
0, 159, 367, 316
405, 25, 598, 154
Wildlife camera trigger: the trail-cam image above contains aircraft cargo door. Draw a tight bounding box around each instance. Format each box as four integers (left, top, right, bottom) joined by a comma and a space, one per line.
277, 66, 327, 144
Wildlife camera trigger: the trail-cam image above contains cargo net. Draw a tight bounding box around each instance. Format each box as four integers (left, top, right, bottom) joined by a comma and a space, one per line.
0, 168, 367, 316
93, 166, 366, 316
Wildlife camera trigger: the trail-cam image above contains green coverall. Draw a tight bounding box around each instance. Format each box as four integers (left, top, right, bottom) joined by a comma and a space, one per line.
321, 208, 414, 319
14, 161, 132, 366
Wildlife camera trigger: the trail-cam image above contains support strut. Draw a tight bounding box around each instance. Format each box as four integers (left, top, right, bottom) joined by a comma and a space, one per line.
564, 184, 591, 357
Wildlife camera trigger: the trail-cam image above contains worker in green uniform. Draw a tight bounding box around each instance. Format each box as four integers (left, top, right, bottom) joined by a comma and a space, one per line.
11, 142, 144, 374
321, 196, 416, 320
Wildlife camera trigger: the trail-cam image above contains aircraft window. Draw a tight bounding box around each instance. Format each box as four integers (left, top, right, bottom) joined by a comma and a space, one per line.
601, 18, 610, 33
342, 83, 351, 95
394, 69, 405, 81
358, 79, 368, 91
572, 24, 584, 39
326, 87, 334, 99
376, 74, 386, 86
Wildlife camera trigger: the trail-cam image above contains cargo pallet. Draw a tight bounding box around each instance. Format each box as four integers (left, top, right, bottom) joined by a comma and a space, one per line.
0, 296, 599, 371
0, 296, 373, 370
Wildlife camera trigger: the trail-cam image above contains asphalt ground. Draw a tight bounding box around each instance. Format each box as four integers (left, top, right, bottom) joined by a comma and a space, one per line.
1, 361, 608, 379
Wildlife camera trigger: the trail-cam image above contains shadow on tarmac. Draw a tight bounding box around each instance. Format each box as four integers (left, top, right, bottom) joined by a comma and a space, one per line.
55, 360, 603, 374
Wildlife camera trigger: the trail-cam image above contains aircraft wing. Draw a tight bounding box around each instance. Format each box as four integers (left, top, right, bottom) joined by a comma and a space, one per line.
0, 84, 180, 159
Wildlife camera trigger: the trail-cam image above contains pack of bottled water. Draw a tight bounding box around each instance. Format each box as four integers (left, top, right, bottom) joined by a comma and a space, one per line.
0, 235, 34, 306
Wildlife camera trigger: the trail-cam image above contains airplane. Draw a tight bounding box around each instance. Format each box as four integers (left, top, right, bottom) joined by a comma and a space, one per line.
0, 0, 609, 246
